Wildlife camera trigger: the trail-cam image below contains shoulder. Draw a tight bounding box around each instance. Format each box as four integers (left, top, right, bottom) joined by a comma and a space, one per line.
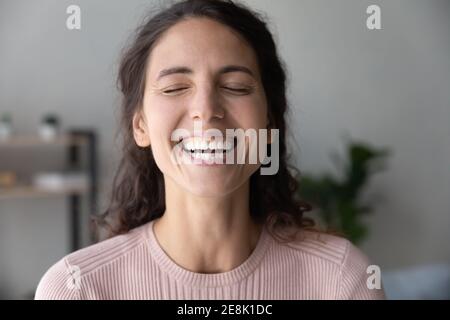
272, 229, 385, 299
34, 224, 148, 300
281, 229, 351, 266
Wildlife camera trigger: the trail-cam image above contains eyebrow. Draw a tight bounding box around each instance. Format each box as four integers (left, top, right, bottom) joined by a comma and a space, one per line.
156, 65, 255, 80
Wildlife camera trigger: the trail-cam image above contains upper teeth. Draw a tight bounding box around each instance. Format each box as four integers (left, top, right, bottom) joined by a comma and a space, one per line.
181, 137, 234, 152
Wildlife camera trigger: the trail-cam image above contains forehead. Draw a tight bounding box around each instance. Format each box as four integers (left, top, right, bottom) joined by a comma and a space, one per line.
147, 17, 260, 78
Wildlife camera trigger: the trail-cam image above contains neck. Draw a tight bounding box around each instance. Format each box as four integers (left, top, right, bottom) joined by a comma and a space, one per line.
153, 178, 262, 273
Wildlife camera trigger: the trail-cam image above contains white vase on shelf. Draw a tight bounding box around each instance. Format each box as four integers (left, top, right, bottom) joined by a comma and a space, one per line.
0, 122, 12, 140
39, 123, 59, 141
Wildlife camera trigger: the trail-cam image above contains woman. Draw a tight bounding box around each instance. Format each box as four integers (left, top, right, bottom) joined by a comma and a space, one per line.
35, 0, 385, 300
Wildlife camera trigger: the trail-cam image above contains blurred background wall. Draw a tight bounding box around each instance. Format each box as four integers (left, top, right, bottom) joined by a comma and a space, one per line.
0, 0, 449, 299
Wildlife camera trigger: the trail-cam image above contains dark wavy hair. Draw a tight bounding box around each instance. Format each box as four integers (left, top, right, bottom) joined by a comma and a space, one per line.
96, 0, 314, 242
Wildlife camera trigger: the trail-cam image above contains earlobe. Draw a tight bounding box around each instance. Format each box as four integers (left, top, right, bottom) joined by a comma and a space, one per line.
133, 132, 150, 148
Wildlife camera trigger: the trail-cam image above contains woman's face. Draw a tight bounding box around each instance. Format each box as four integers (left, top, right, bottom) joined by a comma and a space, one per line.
134, 17, 269, 197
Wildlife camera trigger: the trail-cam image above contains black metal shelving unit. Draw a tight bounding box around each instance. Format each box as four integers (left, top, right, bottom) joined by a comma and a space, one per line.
67, 129, 98, 251
0, 128, 98, 251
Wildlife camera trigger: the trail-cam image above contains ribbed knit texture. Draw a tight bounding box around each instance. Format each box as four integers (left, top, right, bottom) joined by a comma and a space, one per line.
35, 220, 385, 300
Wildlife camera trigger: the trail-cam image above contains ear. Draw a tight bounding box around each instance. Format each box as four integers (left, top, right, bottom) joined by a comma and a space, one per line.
132, 110, 151, 147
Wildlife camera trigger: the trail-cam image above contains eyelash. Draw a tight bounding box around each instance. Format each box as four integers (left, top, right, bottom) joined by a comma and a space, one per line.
162, 86, 252, 96
162, 87, 188, 95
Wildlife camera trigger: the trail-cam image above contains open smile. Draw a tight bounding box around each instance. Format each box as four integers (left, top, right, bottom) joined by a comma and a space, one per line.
177, 136, 238, 166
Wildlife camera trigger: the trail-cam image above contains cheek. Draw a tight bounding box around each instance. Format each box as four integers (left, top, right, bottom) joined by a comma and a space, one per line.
147, 97, 178, 125
229, 96, 268, 129
145, 94, 186, 137
144, 99, 180, 166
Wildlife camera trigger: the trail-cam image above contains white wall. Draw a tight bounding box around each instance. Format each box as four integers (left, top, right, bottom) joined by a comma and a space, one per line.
244, 0, 450, 269
0, 0, 449, 299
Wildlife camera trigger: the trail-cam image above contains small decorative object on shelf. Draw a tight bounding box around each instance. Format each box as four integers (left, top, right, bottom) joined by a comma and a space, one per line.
39, 113, 60, 141
0, 113, 13, 140
31, 170, 88, 191
0, 171, 17, 188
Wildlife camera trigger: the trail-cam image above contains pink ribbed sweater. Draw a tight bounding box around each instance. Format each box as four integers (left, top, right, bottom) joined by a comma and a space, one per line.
35, 220, 385, 300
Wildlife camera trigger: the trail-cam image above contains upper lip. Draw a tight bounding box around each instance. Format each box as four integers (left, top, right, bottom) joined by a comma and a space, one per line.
178, 131, 227, 141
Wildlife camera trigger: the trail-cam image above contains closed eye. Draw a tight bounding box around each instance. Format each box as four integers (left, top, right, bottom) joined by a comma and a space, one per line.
162, 87, 189, 95
221, 87, 253, 95
162, 86, 253, 96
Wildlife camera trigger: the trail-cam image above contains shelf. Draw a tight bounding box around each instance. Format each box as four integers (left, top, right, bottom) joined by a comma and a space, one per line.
0, 128, 98, 252
0, 184, 89, 200
0, 134, 88, 147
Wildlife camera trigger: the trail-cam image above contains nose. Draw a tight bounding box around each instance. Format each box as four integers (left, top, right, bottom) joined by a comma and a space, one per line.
189, 83, 225, 122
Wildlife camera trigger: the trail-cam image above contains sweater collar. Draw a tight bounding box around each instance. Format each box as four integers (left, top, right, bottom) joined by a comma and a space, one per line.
144, 219, 271, 288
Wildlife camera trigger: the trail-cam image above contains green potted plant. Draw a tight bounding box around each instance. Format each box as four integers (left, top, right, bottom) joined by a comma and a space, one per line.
297, 140, 390, 244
